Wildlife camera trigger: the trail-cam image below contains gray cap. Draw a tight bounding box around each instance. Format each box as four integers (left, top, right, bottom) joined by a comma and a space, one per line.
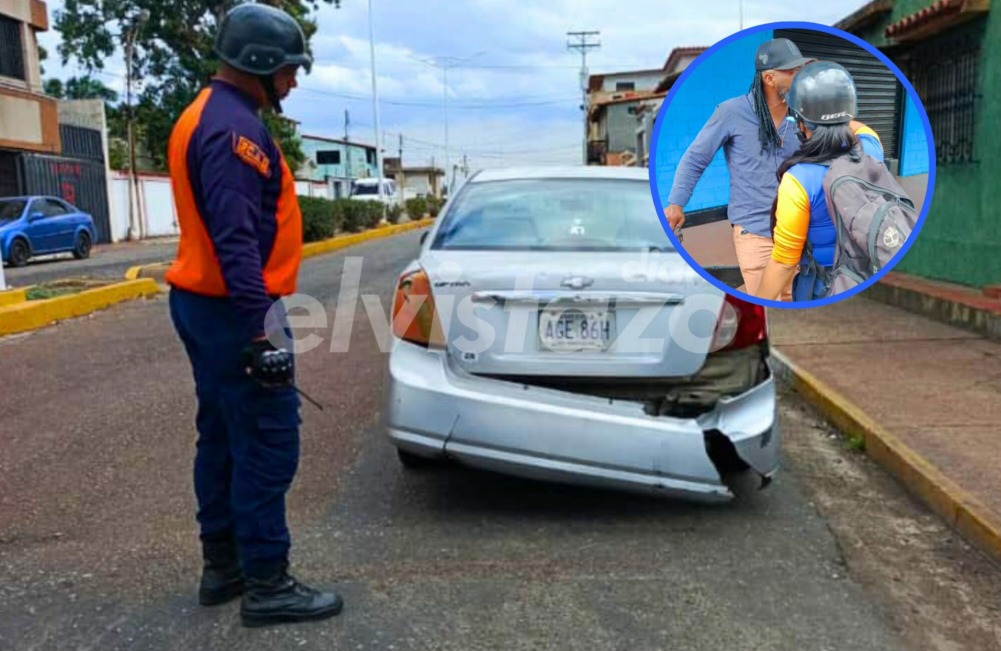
754, 38, 814, 71
786, 61, 858, 125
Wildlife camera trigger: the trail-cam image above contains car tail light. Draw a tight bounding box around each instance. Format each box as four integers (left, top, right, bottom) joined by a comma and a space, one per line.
392, 269, 445, 348
709, 293, 768, 352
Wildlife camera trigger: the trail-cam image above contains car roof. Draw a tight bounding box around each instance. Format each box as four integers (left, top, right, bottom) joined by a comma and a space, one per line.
470, 166, 649, 183
0, 195, 67, 202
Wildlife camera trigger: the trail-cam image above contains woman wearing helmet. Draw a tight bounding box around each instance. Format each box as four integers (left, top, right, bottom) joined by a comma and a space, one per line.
753, 61, 885, 302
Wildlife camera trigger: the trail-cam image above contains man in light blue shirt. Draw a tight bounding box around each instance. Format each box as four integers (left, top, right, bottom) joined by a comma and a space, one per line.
665, 38, 814, 298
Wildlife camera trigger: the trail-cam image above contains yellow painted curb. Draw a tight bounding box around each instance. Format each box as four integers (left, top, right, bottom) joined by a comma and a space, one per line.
301, 218, 435, 260
0, 279, 161, 337
124, 265, 143, 281
0, 288, 27, 308
772, 349, 1001, 564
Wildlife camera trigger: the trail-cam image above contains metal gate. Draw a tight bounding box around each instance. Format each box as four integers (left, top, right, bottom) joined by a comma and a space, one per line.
0, 150, 18, 197
775, 28, 904, 165
17, 154, 113, 244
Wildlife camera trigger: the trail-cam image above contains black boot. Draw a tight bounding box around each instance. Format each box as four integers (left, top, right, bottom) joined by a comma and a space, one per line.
240, 563, 343, 628
199, 536, 245, 606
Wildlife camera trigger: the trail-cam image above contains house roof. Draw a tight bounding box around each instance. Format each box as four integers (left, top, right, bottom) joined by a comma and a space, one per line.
587, 68, 667, 92
655, 45, 709, 93
588, 91, 665, 122
301, 134, 376, 150
834, 0, 894, 32
662, 46, 707, 72
399, 167, 445, 175
884, 0, 990, 41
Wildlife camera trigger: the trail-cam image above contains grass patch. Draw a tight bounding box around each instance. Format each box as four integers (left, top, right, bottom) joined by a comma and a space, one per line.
26, 286, 86, 300
25, 279, 111, 301
847, 433, 866, 453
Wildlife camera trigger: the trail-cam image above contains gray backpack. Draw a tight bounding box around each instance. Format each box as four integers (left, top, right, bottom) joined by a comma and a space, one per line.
816, 153, 917, 297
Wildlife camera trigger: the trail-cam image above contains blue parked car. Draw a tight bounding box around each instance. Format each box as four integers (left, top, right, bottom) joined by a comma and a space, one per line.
0, 196, 97, 267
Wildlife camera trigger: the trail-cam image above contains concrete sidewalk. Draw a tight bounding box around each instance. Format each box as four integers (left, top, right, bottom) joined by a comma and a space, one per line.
770, 289, 1001, 563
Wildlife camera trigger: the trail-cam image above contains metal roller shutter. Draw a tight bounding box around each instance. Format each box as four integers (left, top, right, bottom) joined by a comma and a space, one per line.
774, 28, 903, 163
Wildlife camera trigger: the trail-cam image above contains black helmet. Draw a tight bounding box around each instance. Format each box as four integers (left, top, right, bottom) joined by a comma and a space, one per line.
786, 61, 857, 126
214, 3, 312, 76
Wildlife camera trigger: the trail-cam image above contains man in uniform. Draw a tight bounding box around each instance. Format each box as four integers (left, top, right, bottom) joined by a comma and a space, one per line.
166, 3, 342, 627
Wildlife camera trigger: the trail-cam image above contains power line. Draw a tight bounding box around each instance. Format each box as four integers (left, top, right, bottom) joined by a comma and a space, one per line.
87, 68, 579, 109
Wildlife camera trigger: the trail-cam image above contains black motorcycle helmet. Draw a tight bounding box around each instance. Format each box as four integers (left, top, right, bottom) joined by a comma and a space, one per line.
786, 61, 858, 127
213, 3, 313, 113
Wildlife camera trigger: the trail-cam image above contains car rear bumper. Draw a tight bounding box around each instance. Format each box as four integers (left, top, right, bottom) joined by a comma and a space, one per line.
383, 341, 778, 502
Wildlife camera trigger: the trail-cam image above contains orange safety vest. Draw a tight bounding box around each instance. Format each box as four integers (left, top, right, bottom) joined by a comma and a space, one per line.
165, 82, 301, 300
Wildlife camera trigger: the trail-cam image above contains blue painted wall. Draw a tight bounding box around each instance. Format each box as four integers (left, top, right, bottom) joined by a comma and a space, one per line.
899, 94, 930, 176
654, 30, 774, 212
300, 137, 378, 182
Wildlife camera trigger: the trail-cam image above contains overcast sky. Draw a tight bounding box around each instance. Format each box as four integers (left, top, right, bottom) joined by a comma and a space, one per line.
39, 0, 867, 174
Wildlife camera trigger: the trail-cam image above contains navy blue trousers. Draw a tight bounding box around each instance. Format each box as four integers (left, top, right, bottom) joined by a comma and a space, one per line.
169, 287, 300, 578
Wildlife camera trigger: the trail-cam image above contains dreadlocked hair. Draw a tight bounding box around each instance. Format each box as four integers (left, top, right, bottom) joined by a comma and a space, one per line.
769, 121, 861, 238
750, 73, 782, 154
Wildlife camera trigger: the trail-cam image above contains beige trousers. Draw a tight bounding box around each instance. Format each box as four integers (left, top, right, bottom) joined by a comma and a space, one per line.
732, 225, 793, 302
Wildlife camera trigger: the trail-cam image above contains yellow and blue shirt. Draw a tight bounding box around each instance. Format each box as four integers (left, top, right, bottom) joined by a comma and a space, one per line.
771, 124, 883, 267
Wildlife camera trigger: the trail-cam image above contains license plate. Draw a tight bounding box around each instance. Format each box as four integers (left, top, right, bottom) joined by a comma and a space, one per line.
538, 308, 615, 352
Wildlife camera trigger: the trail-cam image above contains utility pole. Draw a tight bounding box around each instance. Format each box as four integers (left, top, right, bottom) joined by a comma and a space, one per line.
462, 153, 468, 178
739, 0, 744, 29
397, 133, 404, 203
124, 9, 150, 241
344, 109, 351, 197
366, 0, 385, 219
409, 51, 484, 196
567, 30, 600, 165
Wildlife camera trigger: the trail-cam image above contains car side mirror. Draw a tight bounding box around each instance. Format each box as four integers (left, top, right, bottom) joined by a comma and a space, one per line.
420, 231, 429, 245
29, 212, 44, 222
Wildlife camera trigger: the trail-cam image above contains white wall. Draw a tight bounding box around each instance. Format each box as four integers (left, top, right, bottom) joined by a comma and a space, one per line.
110, 173, 178, 241
109, 173, 340, 242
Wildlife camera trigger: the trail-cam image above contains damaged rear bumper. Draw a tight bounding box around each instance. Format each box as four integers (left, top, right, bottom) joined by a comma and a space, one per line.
384, 341, 778, 502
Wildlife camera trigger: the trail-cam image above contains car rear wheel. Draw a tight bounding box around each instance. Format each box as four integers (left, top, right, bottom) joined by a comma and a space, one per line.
73, 232, 92, 260
397, 448, 445, 470
8, 239, 29, 267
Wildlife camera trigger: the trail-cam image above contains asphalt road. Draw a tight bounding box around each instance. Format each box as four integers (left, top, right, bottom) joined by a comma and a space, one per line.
0, 230, 977, 650
2, 239, 178, 287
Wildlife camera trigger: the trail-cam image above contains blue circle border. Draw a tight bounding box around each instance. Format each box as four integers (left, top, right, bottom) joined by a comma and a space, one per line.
647, 21, 937, 310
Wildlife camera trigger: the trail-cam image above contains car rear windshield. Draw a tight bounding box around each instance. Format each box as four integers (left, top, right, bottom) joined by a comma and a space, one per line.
0, 199, 26, 224
431, 179, 673, 252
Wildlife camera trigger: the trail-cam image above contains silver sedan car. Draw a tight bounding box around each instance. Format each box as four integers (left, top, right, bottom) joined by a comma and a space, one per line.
382, 167, 777, 502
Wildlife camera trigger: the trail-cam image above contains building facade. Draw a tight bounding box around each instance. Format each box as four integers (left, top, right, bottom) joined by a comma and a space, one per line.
586, 68, 664, 165
1, 0, 114, 242
837, 0, 998, 289
0, 0, 59, 194
298, 135, 380, 199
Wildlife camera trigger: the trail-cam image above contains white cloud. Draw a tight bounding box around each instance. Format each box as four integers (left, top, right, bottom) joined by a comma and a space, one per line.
38, 0, 873, 172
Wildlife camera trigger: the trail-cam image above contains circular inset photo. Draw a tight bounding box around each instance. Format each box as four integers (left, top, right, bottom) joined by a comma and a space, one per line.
649, 22, 935, 308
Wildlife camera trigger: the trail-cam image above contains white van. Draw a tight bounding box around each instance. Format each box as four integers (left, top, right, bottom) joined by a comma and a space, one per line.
350, 178, 399, 207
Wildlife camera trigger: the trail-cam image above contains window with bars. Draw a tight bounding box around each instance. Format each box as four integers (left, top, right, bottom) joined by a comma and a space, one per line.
903, 23, 983, 165
0, 15, 26, 81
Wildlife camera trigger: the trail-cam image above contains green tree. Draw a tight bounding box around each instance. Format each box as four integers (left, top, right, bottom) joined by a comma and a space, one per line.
54, 0, 339, 172
44, 75, 119, 102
